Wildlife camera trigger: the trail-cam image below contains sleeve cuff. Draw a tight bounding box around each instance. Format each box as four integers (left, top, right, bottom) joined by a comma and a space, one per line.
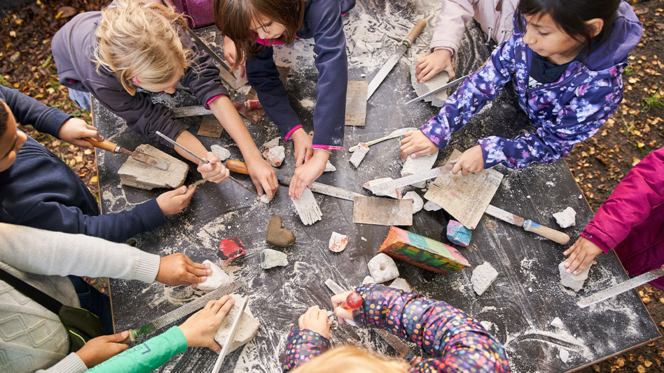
205, 94, 227, 109
43, 111, 74, 139
135, 199, 169, 232
170, 326, 191, 354
431, 46, 456, 56
285, 125, 303, 142
312, 145, 342, 151
49, 353, 89, 373
133, 252, 161, 283
580, 230, 613, 254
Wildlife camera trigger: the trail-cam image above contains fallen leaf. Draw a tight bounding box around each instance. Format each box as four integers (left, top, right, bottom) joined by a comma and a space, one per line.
90, 176, 98, 184
617, 357, 626, 367
57, 6, 77, 17
637, 365, 646, 373
633, 157, 642, 166
646, 361, 653, 367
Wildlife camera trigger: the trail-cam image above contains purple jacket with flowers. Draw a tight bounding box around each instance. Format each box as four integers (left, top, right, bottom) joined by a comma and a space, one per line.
283, 284, 510, 372
420, 2, 642, 169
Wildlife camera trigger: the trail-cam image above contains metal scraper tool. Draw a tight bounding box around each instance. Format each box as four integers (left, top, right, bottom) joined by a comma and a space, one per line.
371, 165, 454, 195
84, 138, 170, 171
577, 267, 664, 308
211, 294, 249, 372
126, 280, 245, 342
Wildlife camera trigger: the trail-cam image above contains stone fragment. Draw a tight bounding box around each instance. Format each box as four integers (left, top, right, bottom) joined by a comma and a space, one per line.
324, 161, 336, 172
362, 276, 375, 285
328, 232, 349, 253
402, 191, 423, 213
363, 177, 403, 199
423, 200, 442, 211
260, 249, 288, 269
349, 142, 369, 168
266, 217, 296, 247
292, 188, 322, 225
558, 261, 591, 292
553, 207, 576, 228
118, 144, 189, 190
196, 260, 230, 291
217, 236, 246, 262
401, 152, 439, 188
447, 220, 472, 247
258, 194, 270, 204
262, 145, 285, 167
550, 317, 564, 329
262, 137, 280, 149
410, 56, 450, 107
559, 349, 570, 363
210, 145, 231, 162
471, 262, 498, 296
214, 294, 260, 353
389, 278, 412, 292
367, 253, 399, 283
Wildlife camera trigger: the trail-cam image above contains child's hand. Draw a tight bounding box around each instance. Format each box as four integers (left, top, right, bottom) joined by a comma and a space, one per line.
563, 237, 602, 275
289, 149, 328, 200
75, 331, 131, 368
298, 306, 332, 340
245, 156, 279, 200
156, 253, 212, 286
58, 118, 103, 148
291, 128, 314, 167
223, 36, 246, 78
331, 291, 354, 325
400, 130, 438, 161
179, 296, 235, 353
451, 145, 485, 176
416, 49, 455, 82
157, 185, 196, 216
198, 153, 230, 183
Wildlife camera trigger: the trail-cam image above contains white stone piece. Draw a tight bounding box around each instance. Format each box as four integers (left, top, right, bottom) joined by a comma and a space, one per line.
471, 262, 498, 296
210, 145, 231, 162
423, 200, 442, 211
349, 142, 369, 168
363, 177, 403, 199
214, 294, 260, 353
262, 145, 285, 167
390, 278, 412, 292
402, 191, 423, 213
480, 321, 494, 332
292, 188, 322, 225
258, 194, 270, 204
328, 232, 349, 252
401, 152, 439, 188
559, 349, 570, 363
550, 317, 564, 329
324, 161, 336, 172
553, 207, 576, 228
118, 144, 189, 190
410, 57, 450, 107
367, 253, 399, 283
559, 262, 591, 292
362, 276, 375, 285
196, 260, 231, 291
262, 137, 280, 149
260, 249, 288, 269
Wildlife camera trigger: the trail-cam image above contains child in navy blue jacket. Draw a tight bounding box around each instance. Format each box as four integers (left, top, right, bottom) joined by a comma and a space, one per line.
216, 0, 355, 199
0, 86, 195, 243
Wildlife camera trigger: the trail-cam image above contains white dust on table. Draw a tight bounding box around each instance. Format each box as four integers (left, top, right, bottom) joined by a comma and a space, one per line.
300, 99, 315, 108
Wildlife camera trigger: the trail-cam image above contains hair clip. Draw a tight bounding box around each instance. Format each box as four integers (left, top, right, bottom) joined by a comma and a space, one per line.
132, 76, 140, 84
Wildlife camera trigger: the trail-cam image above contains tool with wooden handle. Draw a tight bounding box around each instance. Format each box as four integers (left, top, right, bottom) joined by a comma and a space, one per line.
484, 205, 570, 245
84, 138, 170, 171
367, 19, 428, 100
226, 159, 249, 174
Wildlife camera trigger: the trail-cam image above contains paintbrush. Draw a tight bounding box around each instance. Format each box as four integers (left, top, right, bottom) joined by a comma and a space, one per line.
155, 131, 257, 195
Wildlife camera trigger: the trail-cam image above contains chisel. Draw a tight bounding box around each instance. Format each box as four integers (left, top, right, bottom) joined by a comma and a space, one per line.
84, 138, 170, 171
577, 266, 664, 308
125, 280, 245, 342
484, 205, 570, 245
404, 74, 469, 105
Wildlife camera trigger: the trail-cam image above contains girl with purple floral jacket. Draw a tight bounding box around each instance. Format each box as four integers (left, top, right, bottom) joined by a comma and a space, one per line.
401, 0, 642, 176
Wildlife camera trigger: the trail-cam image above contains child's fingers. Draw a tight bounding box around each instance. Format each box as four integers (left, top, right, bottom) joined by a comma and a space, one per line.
420, 68, 440, 83
188, 264, 211, 278
305, 147, 314, 162
417, 65, 433, 82
563, 240, 580, 256
298, 314, 305, 329
451, 161, 463, 175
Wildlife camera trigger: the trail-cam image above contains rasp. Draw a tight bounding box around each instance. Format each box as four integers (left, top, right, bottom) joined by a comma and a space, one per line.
577, 267, 664, 308
485, 205, 570, 245
212, 294, 249, 372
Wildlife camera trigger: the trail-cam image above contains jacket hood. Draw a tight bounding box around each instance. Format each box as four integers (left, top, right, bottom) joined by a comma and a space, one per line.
585, 1, 642, 71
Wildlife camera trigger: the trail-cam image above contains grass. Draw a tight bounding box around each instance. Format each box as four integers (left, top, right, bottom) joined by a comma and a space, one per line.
642, 88, 664, 113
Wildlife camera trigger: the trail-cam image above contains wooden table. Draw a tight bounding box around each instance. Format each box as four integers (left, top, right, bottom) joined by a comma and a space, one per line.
96, 1, 660, 371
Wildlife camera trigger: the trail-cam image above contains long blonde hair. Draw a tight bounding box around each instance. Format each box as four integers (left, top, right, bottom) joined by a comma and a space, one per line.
292, 345, 410, 373
93, 0, 194, 95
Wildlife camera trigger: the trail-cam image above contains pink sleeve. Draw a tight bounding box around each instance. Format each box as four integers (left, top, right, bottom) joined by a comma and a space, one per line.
429, 0, 476, 54
581, 148, 664, 253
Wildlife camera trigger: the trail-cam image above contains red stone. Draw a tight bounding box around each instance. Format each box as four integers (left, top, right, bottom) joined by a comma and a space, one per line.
217, 236, 246, 262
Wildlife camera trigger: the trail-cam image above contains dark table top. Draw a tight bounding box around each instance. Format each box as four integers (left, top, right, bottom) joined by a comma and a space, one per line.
95, 1, 659, 372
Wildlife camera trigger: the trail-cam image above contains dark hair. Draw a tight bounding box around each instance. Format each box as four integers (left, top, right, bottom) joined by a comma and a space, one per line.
516, 0, 620, 49
0, 100, 8, 136
214, 0, 305, 70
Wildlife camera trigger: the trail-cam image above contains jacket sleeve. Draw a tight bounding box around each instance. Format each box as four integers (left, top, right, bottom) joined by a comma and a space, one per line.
353, 284, 510, 372
282, 329, 332, 372
179, 31, 229, 107
477, 75, 623, 169
0, 86, 72, 138
86, 327, 189, 373
581, 147, 664, 253
420, 35, 516, 152
429, 0, 476, 54
36, 352, 89, 373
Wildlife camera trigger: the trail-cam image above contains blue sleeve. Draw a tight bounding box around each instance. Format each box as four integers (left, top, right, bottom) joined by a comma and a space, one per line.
282, 329, 331, 372
0, 86, 72, 138
353, 284, 511, 372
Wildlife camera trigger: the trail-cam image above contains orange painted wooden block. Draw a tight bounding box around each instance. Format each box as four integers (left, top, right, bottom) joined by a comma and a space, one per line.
378, 226, 470, 274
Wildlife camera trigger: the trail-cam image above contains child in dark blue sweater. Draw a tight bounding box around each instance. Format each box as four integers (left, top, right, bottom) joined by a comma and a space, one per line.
0, 86, 195, 242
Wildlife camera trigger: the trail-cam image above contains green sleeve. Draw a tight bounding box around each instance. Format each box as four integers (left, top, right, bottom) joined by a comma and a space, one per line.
87, 327, 188, 373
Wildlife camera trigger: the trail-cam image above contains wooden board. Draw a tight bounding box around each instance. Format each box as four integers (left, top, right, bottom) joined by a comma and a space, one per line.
345, 81, 368, 126
352, 196, 412, 226
197, 115, 224, 138
424, 149, 503, 230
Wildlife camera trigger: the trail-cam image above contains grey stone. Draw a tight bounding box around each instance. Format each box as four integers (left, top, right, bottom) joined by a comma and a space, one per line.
214, 294, 260, 352
260, 249, 288, 269
471, 262, 498, 296
559, 261, 591, 292
210, 145, 231, 162
410, 56, 450, 107
118, 144, 189, 190
196, 260, 230, 291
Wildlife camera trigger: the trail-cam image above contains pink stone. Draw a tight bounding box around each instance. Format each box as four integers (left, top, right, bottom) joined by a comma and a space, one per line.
262, 146, 285, 167
328, 232, 349, 252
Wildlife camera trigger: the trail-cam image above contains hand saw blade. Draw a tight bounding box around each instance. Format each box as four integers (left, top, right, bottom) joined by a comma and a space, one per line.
577, 268, 664, 308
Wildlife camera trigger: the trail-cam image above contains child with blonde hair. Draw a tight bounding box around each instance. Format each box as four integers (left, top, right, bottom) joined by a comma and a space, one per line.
52, 0, 278, 199
284, 284, 510, 372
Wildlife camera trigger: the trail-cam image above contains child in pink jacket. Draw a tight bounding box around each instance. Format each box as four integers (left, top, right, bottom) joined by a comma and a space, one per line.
564, 147, 664, 290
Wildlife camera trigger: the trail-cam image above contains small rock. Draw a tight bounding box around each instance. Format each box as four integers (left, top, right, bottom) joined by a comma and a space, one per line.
262, 137, 280, 149
324, 161, 336, 172
328, 232, 349, 253
553, 207, 576, 228
362, 276, 375, 285
423, 200, 442, 211
480, 321, 494, 332
402, 191, 423, 213
258, 194, 270, 204
471, 262, 498, 296
559, 349, 570, 363
367, 253, 399, 283
265, 216, 296, 247
210, 145, 231, 162
118, 144, 189, 190
389, 278, 412, 292
447, 220, 472, 247
217, 236, 246, 262
363, 177, 403, 199
559, 261, 591, 292
349, 142, 369, 168
196, 260, 231, 291
550, 317, 564, 329
214, 294, 260, 352
260, 249, 288, 269
262, 145, 285, 167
